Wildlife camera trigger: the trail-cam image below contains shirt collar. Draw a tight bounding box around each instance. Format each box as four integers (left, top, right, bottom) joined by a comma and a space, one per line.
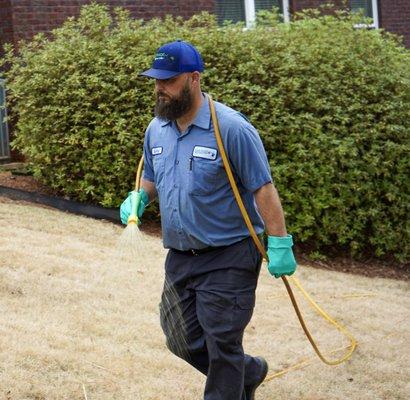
160, 119, 171, 127
191, 93, 211, 130
159, 93, 211, 130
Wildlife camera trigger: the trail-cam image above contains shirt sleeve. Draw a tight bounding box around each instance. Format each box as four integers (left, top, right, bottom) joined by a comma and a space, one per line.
142, 126, 155, 182
227, 118, 272, 192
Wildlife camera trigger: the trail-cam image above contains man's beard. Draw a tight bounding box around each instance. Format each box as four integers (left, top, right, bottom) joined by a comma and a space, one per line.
154, 83, 193, 121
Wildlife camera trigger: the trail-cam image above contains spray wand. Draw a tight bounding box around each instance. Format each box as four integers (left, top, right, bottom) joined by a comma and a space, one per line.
118, 155, 146, 261
126, 156, 145, 226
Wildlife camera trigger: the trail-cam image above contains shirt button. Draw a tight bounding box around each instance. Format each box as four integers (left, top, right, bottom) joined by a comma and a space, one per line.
173, 208, 177, 212
174, 184, 178, 188
175, 160, 179, 165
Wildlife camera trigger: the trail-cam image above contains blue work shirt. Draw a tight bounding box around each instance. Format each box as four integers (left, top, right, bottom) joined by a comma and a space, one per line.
143, 93, 272, 250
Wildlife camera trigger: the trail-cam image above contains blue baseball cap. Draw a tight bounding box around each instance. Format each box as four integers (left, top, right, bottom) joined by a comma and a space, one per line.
141, 40, 204, 80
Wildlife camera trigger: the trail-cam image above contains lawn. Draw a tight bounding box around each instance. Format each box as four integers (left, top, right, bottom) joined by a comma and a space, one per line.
0, 197, 408, 399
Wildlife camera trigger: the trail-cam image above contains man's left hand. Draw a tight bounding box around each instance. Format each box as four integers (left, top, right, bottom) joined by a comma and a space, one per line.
267, 234, 297, 278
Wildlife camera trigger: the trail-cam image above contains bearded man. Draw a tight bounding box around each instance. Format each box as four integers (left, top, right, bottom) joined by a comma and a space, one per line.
120, 40, 297, 400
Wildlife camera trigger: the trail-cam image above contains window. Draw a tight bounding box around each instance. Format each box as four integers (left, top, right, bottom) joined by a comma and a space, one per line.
216, 0, 290, 27
255, 0, 283, 14
350, 0, 379, 28
216, 0, 245, 24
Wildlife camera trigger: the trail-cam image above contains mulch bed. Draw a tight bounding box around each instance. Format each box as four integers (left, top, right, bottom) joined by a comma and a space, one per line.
1, 170, 408, 281
0, 170, 57, 196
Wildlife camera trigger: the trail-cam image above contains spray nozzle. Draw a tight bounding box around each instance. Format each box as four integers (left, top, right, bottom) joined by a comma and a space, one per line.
127, 190, 142, 225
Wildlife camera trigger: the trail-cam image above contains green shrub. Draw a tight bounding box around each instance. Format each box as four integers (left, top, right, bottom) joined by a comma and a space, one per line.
2, 4, 409, 261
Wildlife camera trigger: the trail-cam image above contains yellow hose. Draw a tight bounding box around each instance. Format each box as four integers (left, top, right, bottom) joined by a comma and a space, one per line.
208, 95, 357, 368
135, 156, 144, 191
127, 156, 145, 226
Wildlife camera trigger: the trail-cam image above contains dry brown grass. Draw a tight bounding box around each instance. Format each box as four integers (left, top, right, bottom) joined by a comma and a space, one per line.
0, 197, 409, 400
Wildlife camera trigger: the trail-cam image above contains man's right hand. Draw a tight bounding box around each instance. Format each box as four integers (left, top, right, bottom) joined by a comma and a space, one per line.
120, 188, 149, 225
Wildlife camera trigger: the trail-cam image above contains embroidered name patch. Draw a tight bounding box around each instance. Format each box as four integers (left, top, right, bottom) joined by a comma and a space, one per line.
152, 147, 163, 155
192, 146, 217, 161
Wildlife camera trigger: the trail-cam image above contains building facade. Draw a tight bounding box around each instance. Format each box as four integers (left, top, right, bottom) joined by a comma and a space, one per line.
1, 0, 409, 52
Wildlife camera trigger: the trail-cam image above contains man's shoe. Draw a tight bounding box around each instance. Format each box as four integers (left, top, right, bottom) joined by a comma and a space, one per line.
245, 357, 269, 400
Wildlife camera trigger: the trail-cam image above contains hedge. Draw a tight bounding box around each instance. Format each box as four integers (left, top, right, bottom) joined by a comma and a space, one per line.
2, 4, 409, 261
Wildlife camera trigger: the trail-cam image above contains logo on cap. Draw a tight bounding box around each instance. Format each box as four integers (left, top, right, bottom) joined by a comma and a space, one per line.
155, 53, 176, 63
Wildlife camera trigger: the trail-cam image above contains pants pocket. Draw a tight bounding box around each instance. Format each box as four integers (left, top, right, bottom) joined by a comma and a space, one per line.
246, 237, 264, 273
235, 293, 255, 310
232, 293, 255, 331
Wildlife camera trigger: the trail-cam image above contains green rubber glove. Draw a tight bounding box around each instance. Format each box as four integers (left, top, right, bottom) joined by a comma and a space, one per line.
267, 234, 297, 278
120, 188, 149, 225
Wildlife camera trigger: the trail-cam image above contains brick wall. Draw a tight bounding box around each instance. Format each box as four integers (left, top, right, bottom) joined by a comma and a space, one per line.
1, 1, 409, 52
0, 0, 215, 53
0, 0, 14, 54
379, 0, 410, 47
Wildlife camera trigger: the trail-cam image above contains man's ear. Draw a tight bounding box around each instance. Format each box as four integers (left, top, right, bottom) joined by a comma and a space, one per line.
191, 71, 201, 85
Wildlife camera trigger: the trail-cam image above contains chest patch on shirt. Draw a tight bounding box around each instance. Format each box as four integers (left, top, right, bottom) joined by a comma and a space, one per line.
192, 146, 217, 161
152, 146, 163, 156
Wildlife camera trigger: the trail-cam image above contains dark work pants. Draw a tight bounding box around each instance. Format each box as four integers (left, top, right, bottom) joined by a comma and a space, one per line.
160, 237, 265, 400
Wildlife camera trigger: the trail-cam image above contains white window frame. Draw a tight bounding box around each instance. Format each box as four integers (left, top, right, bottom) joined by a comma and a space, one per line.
371, 0, 379, 28
244, 0, 290, 28
242, 0, 379, 29
353, 0, 379, 29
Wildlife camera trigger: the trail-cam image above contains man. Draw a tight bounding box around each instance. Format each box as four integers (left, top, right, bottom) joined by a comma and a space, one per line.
120, 40, 297, 400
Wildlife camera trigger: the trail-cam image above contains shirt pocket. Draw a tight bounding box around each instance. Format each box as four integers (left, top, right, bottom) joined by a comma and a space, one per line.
188, 158, 225, 196
152, 156, 165, 190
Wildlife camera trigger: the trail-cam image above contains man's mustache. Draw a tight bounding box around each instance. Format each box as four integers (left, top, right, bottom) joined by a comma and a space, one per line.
156, 90, 170, 99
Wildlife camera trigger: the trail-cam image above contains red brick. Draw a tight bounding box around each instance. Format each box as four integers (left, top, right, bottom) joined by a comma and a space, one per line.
379, 0, 410, 47
1, 0, 409, 57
